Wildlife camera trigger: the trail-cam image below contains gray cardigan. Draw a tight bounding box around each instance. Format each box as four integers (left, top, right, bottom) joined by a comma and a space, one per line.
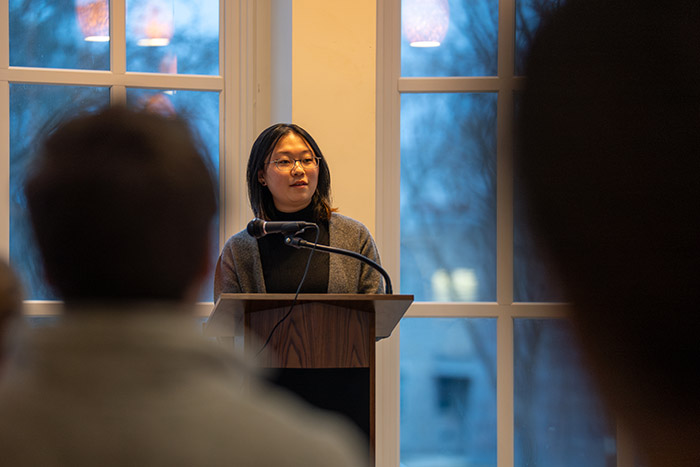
214, 213, 384, 300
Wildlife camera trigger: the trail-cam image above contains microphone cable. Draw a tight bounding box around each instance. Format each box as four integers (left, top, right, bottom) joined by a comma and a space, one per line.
255, 225, 320, 358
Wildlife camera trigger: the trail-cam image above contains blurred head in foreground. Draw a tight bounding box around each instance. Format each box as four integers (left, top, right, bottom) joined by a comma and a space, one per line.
25, 106, 217, 304
517, 0, 700, 465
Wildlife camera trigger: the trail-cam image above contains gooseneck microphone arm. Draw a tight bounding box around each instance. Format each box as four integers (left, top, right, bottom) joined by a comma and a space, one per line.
284, 236, 393, 295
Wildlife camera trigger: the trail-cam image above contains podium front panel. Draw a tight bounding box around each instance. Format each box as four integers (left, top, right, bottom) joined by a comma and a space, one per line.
245, 301, 374, 369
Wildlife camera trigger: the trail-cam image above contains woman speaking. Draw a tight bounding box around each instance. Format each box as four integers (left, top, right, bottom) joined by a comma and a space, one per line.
214, 123, 383, 300
213, 123, 383, 445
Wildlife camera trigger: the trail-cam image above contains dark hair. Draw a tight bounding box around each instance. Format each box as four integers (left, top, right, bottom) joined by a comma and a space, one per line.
246, 123, 333, 221
518, 0, 700, 457
25, 106, 217, 302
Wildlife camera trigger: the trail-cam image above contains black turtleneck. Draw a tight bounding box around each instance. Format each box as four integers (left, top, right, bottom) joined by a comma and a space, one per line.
258, 204, 330, 293
258, 205, 370, 444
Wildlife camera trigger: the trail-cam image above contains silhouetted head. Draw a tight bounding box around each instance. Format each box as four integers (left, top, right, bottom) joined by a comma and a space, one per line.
25, 106, 217, 303
518, 0, 700, 463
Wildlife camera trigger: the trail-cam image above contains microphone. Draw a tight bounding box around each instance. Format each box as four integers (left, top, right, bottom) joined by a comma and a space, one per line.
285, 236, 394, 294
247, 218, 317, 238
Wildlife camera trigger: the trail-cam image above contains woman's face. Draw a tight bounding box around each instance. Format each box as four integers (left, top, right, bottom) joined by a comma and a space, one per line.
258, 132, 319, 213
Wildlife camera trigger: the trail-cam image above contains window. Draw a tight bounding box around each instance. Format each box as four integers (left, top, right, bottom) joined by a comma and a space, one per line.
401, 318, 497, 465
377, 0, 622, 465
1, 0, 253, 309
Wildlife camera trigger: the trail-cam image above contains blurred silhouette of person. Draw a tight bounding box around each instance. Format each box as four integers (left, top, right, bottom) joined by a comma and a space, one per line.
0, 259, 23, 373
517, 1, 700, 465
0, 107, 366, 466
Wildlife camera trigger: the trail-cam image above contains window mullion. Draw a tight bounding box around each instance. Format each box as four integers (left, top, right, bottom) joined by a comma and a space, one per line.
375, 0, 402, 466
110, 0, 126, 76
496, 2, 516, 466
1, 0, 8, 69
497, 314, 515, 467
111, 86, 126, 106
1, 80, 8, 259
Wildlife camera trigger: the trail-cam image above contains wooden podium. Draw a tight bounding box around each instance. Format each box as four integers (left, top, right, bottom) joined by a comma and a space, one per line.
204, 293, 413, 455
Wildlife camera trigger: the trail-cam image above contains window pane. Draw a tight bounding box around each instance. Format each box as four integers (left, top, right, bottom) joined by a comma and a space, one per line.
10, 84, 110, 299
401, 318, 497, 466
401, 0, 498, 77
126, 88, 219, 301
514, 319, 616, 466
9, 0, 110, 70
400, 93, 496, 301
126, 0, 219, 75
515, 0, 563, 76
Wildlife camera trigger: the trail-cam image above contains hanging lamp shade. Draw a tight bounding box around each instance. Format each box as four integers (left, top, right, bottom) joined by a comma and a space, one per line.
75, 0, 110, 42
402, 0, 450, 48
131, 0, 174, 47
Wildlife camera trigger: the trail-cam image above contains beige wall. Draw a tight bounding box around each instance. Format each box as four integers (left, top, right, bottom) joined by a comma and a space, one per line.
290, 1, 377, 232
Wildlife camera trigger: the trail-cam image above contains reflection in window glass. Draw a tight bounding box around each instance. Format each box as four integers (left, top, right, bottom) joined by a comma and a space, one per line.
126, 88, 219, 301
514, 319, 616, 466
515, 0, 564, 76
126, 0, 219, 75
400, 93, 496, 301
9, 0, 110, 70
9, 84, 110, 299
401, 0, 498, 77
401, 318, 497, 466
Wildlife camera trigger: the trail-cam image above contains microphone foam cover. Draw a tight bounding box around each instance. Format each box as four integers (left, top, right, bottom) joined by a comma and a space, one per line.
246, 219, 265, 238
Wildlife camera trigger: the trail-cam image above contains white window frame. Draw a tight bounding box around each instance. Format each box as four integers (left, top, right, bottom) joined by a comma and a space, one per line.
0, 0, 256, 317
375, 1, 635, 466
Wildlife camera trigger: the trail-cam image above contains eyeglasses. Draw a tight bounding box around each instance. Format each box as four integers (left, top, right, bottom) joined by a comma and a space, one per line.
267, 156, 321, 172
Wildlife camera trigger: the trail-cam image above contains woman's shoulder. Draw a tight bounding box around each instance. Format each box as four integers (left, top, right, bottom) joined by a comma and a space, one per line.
222, 228, 256, 250
329, 212, 371, 236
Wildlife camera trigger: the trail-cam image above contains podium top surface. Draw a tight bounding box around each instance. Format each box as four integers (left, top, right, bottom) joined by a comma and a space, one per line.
206, 293, 413, 340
